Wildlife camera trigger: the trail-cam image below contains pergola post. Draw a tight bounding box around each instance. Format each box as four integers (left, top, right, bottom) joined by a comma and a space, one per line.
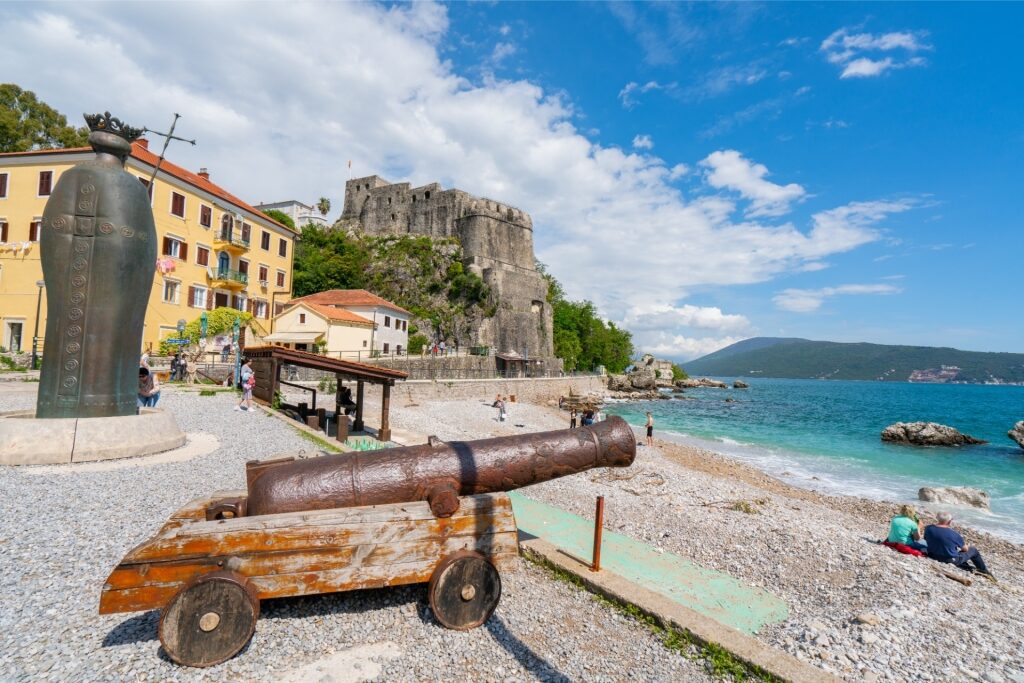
379, 383, 391, 443
353, 380, 365, 432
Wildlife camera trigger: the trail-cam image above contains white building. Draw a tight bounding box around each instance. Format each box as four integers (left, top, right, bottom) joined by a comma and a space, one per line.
274, 289, 410, 357
254, 200, 329, 229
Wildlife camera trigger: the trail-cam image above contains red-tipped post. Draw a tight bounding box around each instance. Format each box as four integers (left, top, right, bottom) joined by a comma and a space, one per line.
591, 495, 604, 572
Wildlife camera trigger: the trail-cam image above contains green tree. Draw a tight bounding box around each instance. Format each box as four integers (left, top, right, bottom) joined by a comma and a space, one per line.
0, 84, 89, 152
158, 308, 255, 355
317, 197, 331, 217
671, 363, 689, 381
262, 208, 295, 230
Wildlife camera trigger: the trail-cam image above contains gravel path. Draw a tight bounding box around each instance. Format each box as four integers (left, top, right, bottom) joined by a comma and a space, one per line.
0, 388, 714, 682
387, 399, 1024, 683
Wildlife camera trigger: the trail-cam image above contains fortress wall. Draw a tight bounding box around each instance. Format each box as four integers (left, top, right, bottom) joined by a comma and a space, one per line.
456, 213, 535, 271
477, 267, 552, 356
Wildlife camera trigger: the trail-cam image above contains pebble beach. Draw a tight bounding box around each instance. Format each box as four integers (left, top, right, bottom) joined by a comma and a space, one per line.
2, 383, 1021, 682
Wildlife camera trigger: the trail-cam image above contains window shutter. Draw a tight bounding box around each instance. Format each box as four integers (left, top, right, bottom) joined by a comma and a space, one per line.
162, 236, 171, 256
246, 299, 254, 314
179, 242, 188, 261
188, 286, 196, 307
207, 291, 214, 310
29, 221, 39, 242
0, 222, 7, 242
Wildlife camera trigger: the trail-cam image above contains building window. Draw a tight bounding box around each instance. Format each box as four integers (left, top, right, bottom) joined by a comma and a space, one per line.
238, 259, 249, 276
28, 221, 41, 242
170, 192, 185, 218
260, 230, 270, 250
401, 320, 407, 332
276, 271, 286, 287
362, 339, 367, 348
278, 238, 287, 257
397, 345, 403, 355
424, 191, 430, 199
384, 315, 391, 328
240, 223, 251, 244
196, 245, 210, 267
189, 285, 208, 309
258, 265, 268, 283
38, 171, 53, 196
220, 213, 232, 237
162, 236, 188, 260
199, 205, 212, 228
233, 294, 247, 311
252, 300, 268, 319
0, 173, 8, 198
163, 280, 180, 304
299, 313, 306, 324
383, 343, 390, 354
0, 221, 7, 242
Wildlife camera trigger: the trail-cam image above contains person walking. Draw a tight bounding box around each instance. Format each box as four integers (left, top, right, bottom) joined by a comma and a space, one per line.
570, 408, 577, 429
645, 411, 654, 447
496, 396, 507, 422
235, 359, 255, 412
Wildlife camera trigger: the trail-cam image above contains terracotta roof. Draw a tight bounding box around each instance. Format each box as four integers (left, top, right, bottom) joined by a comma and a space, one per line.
0, 142, 294, 233
303, 302, 375, 326
244, 346, 408, 384
289, 289, 411, 315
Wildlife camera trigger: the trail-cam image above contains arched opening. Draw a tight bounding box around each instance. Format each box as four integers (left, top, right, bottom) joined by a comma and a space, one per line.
217, 251, 230, 274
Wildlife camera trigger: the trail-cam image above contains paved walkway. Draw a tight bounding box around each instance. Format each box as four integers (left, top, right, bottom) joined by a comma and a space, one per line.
509, 491, 788, 636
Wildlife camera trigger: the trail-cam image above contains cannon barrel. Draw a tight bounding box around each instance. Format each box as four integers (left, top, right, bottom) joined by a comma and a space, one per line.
246, 416, 636, 517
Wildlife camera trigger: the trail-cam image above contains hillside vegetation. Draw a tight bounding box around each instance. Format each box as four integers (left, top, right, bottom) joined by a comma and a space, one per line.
684, 337, 1024, 384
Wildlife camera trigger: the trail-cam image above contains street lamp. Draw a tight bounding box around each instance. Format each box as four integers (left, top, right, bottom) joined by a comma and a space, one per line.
31, 280, 45, 370
177, 318, 186, 337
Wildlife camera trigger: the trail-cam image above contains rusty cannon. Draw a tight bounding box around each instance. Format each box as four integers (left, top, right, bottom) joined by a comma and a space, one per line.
99, 417, 636, 667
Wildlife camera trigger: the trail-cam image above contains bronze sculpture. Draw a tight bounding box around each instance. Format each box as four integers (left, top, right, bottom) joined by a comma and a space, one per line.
245, 416, 637, 517
36, 113, 157, 418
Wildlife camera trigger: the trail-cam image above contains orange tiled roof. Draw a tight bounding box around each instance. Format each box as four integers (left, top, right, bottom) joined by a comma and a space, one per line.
0, 141, 294, 233
289, 289, 411, 315
303, 302, 375, 326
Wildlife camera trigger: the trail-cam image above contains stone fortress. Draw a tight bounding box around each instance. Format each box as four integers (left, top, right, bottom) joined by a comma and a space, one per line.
340, 175, 555, 363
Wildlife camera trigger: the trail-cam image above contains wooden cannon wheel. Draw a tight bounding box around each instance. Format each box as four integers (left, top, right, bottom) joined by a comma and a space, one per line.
428, 550, 502, 630
158, 571, 260, 668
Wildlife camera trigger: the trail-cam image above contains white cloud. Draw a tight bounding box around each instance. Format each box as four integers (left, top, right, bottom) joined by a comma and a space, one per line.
637, 332, 749, 361
700, 150, 806, 217
498, 24, 511, 37
773, 283, 901, 313
821, 27, 931, 79
491, 41, 517, 64
624, 304, 752, 334
0, 3, 921, 354
618, 80, 663, 109
631, 134, 653, 150
684, 63, 767, 101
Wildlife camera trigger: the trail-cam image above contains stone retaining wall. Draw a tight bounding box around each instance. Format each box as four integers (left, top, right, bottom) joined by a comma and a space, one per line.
373, 374, 607, 405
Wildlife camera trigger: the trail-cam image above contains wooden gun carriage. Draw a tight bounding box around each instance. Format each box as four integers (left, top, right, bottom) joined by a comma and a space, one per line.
99, 418, 636, 667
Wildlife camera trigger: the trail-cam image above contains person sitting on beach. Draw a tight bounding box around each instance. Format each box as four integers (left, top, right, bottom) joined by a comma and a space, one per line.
924, 512, 993, 578
884, 504, 927, 554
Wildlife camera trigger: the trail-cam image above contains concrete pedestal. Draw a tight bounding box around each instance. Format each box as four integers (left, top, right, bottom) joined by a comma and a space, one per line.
0, 409, 187, 465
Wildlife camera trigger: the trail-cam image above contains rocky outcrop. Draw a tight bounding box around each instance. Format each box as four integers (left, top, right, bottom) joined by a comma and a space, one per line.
733, 380, 749, 389
881, 422, 987, 446
1009, 421, 1024, 449
607, 374, 632, 392
627, 366, 658, 391
918, 486, 990, 510
676, 377, 728, 389
607, 365, 659, 397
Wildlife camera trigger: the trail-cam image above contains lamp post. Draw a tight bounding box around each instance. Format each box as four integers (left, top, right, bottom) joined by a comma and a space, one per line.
31, 280, 44, 370
177, 318, 186, 338
232, 316, 241, 387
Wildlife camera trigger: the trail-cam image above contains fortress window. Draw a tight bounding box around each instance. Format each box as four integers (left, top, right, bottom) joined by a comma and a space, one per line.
507, 209, 515, 221
387, 197, 392, 206
364, 183, 369, 190
391, 214, 396, 221
412, 195, 417, 202
425, 191, 430, 199
531, 300, 543, 314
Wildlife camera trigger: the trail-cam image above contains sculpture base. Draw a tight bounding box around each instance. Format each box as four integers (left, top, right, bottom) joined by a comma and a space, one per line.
0, 409, 187, 465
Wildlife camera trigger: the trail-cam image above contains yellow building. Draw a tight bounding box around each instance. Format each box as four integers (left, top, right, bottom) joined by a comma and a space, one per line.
0, 140, 297, 355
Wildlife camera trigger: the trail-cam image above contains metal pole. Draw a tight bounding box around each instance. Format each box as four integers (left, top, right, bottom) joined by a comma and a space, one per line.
232, 316, 241, 386
31, 280, 44, 370
591, 496, 605, 572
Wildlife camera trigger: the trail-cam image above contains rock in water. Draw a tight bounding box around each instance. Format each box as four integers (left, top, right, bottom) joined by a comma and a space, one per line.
675, 377, 728, 389
880, 422, 987, 446
733, 380, 749, 389
1009, 421, 1024, 450
607, 374, 631, 392
919, 486, 991, 509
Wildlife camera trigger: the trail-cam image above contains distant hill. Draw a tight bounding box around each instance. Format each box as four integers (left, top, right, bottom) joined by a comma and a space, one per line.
684, 337, 1024, 384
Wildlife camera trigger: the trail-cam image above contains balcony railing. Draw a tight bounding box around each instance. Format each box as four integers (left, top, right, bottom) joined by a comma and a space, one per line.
215, 230, 250, 250
210, 268, 248, 285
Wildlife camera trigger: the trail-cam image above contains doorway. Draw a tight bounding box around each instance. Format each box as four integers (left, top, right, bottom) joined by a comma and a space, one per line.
5, 321, 23, 353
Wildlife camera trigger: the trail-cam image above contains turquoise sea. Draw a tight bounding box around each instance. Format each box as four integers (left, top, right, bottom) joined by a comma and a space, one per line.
605, 379, 1024, 543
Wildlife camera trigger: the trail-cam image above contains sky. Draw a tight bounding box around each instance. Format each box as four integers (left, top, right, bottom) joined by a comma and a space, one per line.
2, 1, 1021, 361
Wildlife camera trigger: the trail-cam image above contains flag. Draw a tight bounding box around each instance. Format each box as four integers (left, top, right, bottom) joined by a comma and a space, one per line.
347, 160, 352, 168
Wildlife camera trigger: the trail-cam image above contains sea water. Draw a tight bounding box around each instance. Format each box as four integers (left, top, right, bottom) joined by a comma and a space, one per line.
605, 379, 1024, 543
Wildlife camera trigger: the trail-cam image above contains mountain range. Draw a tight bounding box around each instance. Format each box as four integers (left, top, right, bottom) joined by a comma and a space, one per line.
683, 338, 1024, 384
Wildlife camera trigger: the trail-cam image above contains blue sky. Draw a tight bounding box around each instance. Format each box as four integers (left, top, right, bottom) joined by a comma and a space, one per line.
2, 2, 1021, 359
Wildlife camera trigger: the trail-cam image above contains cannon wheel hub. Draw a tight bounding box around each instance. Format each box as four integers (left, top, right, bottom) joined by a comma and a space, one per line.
158, 570, 260, 667
428, 550, 501, 630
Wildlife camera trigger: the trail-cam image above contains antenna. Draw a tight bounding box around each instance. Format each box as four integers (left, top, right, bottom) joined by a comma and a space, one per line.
142, 113, 197, 195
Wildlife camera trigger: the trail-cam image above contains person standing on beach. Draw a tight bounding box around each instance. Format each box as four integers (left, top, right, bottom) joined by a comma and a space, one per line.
645, 411, 654, 447
924, 512, 993, 578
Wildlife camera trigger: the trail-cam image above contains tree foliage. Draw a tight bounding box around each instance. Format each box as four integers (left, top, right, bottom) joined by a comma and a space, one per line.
538, 261, 634, 373
158, 308, 255, 355
0, 84, 89, 152
671, 363, 689, 381
317, 197, 331, 217
261, 208, 295, 230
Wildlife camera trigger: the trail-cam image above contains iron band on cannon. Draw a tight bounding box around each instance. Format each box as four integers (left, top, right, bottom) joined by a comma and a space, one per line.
99, 417, 636, 667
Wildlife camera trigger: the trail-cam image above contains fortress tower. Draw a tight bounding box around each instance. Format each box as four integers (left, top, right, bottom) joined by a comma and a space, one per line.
341, 175, 554, 359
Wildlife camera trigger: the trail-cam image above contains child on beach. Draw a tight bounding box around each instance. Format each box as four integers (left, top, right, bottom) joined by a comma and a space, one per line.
645, 412, 654, 446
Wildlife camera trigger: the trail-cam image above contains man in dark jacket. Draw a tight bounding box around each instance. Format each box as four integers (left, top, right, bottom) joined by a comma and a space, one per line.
924, 512, 993, 577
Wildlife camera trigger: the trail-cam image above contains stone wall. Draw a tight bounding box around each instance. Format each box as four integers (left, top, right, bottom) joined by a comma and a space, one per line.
367, 374, 607, 406
340, 175, 554, 359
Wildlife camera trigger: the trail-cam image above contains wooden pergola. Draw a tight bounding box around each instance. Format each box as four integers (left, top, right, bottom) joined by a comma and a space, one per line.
244, 346, 408, 442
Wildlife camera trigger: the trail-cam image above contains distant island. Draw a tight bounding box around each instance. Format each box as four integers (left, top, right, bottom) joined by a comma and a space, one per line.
683, 337, 1024, 384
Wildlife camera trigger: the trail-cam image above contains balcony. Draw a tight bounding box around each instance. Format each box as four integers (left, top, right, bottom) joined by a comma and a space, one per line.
208, 267, 248, 290
213, 229, 250, 253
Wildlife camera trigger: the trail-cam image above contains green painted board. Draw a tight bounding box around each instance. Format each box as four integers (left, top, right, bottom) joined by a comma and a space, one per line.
509, 492, 788, 635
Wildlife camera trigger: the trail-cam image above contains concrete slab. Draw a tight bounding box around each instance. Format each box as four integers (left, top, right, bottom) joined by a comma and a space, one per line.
509, 491, 787, 635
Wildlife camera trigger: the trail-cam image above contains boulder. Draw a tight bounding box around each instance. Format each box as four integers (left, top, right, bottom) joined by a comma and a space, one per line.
1009, 421, 1024, 450
733, 380, 749, 389
880, 422, 987, 446
918, 486, 991, 510
607, 374, 631, 392
675, 377, 728, 389
628, 366, 658, 391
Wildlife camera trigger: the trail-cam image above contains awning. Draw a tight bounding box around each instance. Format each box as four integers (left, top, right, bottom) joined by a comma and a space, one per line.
262, 332, 323, 343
